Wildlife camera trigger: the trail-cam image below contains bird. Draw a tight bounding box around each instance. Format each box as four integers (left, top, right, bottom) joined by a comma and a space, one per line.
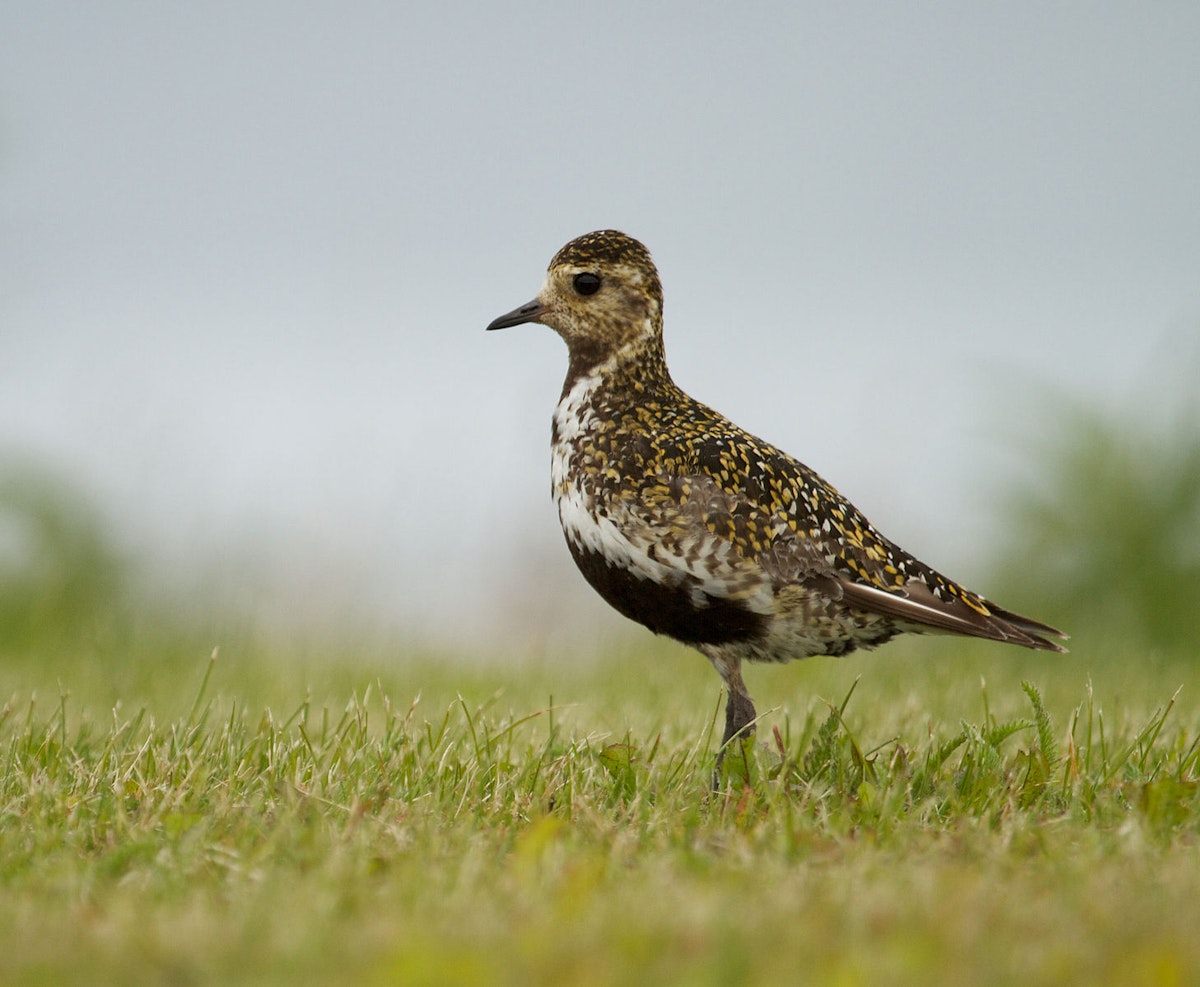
487, 230, 1067, 775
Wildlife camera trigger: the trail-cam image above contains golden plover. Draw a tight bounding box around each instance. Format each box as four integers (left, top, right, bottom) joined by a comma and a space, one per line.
488, 230, 1066, 769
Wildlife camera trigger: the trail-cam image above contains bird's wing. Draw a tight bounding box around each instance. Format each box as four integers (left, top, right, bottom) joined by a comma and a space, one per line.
672, 432, 1068, 652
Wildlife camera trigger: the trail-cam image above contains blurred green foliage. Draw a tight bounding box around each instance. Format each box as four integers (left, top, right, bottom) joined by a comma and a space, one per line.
3, 363, 1197, 675
0, 455, 129, 651
992, 376, 1200, 662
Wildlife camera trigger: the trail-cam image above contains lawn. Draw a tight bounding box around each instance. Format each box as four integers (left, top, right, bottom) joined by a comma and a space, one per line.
3, 627, 1198, 987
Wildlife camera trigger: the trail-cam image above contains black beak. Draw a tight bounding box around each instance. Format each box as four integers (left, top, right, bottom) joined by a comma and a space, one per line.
487, 298, 545, 331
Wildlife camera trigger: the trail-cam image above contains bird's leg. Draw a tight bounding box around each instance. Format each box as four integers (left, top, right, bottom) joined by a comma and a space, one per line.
722, 681, 758, 751
705, 651, 757, 788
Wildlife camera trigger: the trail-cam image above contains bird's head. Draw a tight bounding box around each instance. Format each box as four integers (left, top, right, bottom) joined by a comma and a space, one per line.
487, 230, 664, 371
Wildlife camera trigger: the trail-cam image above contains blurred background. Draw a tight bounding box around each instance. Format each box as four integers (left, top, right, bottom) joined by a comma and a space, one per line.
2, 3, 1198, 687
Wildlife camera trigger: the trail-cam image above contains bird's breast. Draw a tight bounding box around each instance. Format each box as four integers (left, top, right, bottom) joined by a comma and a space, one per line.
551, 371, 604, 495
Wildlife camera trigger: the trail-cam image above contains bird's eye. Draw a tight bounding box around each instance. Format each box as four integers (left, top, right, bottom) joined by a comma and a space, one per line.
573, 272, 601, 296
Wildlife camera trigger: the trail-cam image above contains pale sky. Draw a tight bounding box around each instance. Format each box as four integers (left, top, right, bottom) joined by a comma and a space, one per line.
3, 3, 1199, 644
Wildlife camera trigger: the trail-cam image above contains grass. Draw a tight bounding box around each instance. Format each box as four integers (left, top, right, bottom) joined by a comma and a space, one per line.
3, 633, 1199, 987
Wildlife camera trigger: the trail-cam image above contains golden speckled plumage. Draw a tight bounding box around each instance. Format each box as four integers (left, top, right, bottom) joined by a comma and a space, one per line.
488, 230, 1066, 769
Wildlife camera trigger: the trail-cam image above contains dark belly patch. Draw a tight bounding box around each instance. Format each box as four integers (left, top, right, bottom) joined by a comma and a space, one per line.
566, 541, 767, 645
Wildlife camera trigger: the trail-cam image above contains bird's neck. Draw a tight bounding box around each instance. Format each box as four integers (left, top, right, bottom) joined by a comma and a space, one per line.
562, 332, 672, 402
